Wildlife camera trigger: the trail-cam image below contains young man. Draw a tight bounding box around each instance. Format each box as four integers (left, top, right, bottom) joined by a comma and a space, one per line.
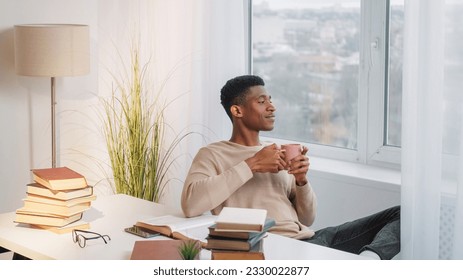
181, 75, 400, 259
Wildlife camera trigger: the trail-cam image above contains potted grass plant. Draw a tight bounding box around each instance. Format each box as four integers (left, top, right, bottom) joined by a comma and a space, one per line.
101, 45, 193, 202
178, 240, 201, 260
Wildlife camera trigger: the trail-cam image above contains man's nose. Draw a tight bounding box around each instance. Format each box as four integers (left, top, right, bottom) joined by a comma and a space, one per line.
268, 103, 276, 111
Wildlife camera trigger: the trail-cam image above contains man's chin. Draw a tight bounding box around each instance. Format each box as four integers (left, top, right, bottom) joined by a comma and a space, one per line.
262, 126, 274, 131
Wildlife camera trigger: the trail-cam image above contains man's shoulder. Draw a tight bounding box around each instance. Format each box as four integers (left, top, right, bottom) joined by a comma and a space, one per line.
200, 141, 230, 152
198, 141, 266, 156
198, 141, 254, 157
193, 141, 233, 164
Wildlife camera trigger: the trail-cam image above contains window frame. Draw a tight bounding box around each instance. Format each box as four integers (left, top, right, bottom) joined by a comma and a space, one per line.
246, 0, 401, 169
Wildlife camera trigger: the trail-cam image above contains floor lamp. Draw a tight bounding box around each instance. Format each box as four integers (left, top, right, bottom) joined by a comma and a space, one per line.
14, 24, 90, 168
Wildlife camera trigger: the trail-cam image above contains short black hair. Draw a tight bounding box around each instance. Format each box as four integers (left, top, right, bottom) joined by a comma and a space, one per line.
220, 75, 265, 121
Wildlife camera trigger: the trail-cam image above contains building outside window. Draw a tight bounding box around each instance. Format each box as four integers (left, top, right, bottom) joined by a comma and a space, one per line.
250, 0, 404, 166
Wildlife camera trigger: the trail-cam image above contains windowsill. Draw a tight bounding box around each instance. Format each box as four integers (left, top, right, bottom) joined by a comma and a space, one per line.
308, 157, 457, 206
309, 156, 401, 192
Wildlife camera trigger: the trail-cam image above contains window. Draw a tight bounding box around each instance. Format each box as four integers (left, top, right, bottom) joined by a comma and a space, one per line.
385, 1, 404, 148
250, 0, 404, 167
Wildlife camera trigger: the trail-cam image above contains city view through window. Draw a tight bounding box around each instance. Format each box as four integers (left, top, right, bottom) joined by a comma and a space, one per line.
252, 0, 404, 150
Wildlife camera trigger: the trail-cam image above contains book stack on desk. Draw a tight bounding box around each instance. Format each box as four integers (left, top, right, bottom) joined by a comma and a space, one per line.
14, 167, 95, 233
205, 207, 275, 260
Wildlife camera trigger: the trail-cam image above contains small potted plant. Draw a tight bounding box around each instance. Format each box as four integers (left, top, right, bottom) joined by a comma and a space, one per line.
178, 240, 201, 260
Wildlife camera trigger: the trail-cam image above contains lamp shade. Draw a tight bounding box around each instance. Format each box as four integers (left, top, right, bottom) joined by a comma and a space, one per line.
14, 24, 90, 77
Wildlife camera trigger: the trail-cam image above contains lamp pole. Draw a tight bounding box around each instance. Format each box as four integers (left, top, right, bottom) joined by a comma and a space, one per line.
51, 77, 57, 168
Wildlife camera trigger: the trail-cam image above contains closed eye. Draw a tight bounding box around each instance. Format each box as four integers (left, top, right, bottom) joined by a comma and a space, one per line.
257, 95, 272, 104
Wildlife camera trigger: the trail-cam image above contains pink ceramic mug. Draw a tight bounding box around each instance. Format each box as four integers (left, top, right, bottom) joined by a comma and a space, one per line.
281, 144, 302, 164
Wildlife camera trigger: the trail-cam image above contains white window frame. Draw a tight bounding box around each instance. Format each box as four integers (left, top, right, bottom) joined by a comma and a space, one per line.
246, 0, 401, 169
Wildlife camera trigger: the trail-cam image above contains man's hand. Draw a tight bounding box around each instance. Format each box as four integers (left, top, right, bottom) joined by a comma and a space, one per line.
287, 146, 310, 186
245, 143, 286, 173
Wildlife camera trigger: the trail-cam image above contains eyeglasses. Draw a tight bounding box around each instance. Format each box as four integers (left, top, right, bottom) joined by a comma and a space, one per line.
72, 230, 111, 248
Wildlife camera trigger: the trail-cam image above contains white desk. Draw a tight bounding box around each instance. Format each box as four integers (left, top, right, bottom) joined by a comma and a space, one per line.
0, 194, 365, 260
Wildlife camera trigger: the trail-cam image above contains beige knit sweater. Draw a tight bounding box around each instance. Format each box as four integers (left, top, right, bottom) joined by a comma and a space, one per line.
181, 141, 317, 239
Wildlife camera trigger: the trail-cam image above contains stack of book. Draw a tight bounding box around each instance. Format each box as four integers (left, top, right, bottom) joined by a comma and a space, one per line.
205, 207, 275, 260
14, 167, 96, 234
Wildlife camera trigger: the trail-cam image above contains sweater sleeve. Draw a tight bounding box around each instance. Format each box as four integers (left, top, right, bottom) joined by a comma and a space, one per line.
181, 148, 253, 217
289, 179, 317, 227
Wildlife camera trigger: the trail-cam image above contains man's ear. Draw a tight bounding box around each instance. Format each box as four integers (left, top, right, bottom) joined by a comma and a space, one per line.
230, 105, 243, 118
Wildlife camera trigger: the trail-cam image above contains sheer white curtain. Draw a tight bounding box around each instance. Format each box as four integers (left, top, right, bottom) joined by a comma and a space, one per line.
146, 0, 248, 205
401, 0, 463, 259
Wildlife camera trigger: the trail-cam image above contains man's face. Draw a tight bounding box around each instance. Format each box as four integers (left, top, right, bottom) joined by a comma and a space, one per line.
239, 85, 276, 131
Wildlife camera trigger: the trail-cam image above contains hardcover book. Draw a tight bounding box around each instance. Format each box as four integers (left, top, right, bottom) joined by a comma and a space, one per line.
31, 166, 88, 191
130, 239, 185, 260
205, 231, 267, 251
21, 200, 91, 217
14, 211, 83, 227
215, 207, 267, 232
211, 250, 265, 260
208, 218, 276, 239
26, 183, 93, 200
24, 193, 96, 207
